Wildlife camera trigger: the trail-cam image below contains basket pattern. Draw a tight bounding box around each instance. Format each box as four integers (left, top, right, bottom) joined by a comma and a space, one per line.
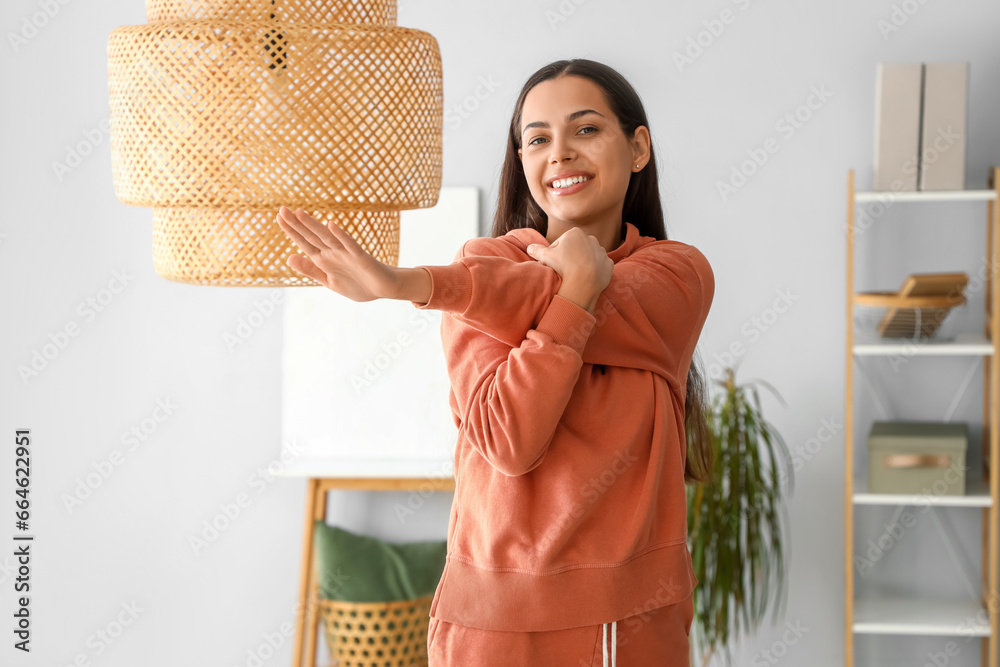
152, 207, 399, 285
854, 291, 967, 340
317, 594, 433, 667
146, 0, 398, 24
107, 0, 441, 286
107, 22, 442, 209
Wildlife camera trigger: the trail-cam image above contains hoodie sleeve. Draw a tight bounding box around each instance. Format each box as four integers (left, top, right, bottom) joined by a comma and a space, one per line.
407, 238, 599, 476
409, 237, 563, 347
404, 236, 711, 475
437, 293, 596, 477
606, 242, 715, 382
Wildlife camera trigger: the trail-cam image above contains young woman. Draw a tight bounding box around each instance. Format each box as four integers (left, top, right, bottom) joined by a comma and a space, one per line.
277, 58, 715, 667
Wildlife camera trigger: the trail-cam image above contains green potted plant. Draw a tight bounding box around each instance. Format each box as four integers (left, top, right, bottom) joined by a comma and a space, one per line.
687, 365, 794, 667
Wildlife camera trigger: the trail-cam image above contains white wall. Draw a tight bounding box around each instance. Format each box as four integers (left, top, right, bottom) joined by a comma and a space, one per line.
1, 0, 999, 665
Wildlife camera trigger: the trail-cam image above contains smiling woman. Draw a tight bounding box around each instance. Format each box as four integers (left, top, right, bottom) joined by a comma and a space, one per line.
410, 60, 713, 667
275, 58, 715, 667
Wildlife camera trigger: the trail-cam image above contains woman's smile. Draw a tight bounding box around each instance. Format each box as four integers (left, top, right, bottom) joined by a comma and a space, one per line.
548, 174, 594, 196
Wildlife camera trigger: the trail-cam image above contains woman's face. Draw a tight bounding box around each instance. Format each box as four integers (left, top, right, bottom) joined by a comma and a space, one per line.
517, 75, 648, 233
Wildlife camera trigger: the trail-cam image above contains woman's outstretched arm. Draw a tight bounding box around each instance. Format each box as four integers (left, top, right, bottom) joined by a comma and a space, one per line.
403, 239, 604, 346
276, 207, 612, 476
276, 206, 600, 346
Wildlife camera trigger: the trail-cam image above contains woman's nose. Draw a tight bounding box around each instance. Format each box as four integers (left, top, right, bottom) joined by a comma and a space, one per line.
548, 133, 575, 163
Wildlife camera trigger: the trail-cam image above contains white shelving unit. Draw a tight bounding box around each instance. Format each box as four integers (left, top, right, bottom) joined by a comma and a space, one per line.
853, 332, 995, 356
844, 168, 1000, 666
853, 598, 992, 636
852, 474, 992, 507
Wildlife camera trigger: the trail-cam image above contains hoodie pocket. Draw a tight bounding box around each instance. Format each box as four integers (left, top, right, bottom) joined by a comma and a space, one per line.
426, 616, 441, 651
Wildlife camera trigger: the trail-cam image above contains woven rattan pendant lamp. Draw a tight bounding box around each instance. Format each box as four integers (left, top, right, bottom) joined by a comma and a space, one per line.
107, 0, 442, 286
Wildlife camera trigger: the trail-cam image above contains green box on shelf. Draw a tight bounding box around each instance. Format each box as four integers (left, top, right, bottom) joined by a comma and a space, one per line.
867, 421, 968, 496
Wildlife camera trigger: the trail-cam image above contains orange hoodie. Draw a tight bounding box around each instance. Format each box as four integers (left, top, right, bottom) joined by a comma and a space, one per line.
409, 221, 715, 632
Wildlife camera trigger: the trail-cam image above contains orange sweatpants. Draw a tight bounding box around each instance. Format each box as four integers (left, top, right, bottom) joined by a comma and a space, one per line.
426, 593, 694, 666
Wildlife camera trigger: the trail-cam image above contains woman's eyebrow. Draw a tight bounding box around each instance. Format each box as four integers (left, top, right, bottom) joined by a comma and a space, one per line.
521, 109, 605, 136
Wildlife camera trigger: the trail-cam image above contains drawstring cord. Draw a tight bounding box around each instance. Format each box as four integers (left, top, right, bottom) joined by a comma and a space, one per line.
602, 620, 617, 667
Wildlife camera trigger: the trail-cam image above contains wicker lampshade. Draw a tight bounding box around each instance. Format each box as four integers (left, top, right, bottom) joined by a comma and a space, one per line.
107, 0, 443, 286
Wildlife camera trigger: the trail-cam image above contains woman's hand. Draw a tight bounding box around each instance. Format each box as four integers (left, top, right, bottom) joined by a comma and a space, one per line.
275, 206, 398, 302
525, 227, 613, 313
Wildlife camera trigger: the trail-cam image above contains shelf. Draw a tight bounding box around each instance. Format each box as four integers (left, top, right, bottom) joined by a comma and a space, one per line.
853, 474, 991, 507
853, 596, 990, 636
855, 190, 997, 203
846, 167, 1000, 665
852, 332, 994, 356
274, 457, 454, 480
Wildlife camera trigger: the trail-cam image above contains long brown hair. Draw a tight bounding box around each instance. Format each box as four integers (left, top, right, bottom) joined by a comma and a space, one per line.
489, 58, 713, 485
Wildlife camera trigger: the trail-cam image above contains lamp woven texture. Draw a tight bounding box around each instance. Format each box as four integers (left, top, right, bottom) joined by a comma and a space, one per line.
107, 1, 442, 286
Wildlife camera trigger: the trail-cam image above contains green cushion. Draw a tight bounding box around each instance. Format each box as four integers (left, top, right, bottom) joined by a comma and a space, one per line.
313, 521, 447, 603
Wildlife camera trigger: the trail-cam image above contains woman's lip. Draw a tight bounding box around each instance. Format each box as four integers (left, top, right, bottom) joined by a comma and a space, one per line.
548, 176, 594, 196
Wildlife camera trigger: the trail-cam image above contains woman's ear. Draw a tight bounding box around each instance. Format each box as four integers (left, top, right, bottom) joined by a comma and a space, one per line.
631, 125, 651, 169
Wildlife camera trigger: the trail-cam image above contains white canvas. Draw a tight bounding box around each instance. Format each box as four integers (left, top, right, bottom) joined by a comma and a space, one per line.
281, 188, 479, 469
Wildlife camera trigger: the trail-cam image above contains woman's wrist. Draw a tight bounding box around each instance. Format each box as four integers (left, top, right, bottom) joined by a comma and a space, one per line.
556, 278, 600, 315
388, 266, 433, 304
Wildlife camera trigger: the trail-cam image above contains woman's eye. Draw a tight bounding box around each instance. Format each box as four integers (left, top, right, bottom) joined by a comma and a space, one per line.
526, 127, 596, 146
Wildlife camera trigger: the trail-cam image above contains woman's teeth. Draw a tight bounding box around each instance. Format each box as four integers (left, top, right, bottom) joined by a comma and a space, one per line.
551, 175, 592, 189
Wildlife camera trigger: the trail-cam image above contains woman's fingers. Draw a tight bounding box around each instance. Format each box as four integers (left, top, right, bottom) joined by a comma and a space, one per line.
277, 207, 370, 263
277, 209, 319, 255
282, 208, 326, 248
292, 207, 348, 254
323, 215, 365, 257
287, 253, 328, 284
277, 207, 337, 253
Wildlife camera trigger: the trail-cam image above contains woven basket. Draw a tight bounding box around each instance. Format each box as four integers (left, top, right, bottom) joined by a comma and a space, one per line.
144, 0, 399, 24
854, 291, 967, 341
317, 593, 434, 667
151, 207, 399, 285
107, 0, 442, 286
